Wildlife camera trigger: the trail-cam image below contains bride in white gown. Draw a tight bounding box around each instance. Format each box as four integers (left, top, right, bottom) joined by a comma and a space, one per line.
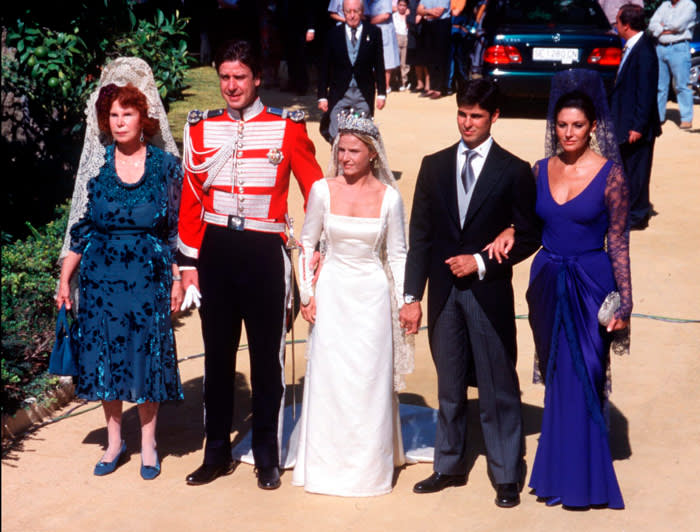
291, 111, 414, 496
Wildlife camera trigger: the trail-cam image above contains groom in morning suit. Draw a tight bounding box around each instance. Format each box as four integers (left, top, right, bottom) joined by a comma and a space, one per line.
317, 0, 386, 143
400, 79, 541, 508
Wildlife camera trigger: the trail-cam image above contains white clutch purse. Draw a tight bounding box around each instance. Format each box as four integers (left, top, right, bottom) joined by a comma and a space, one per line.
597, 291, 620, 326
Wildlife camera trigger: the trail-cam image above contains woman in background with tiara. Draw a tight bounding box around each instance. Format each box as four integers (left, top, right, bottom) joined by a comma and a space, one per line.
56, 58, 183, 480
290, 110, 413, 496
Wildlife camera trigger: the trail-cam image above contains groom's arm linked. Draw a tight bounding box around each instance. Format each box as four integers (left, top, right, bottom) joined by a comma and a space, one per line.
476, 155, 541, 280
403, 147, 541, 288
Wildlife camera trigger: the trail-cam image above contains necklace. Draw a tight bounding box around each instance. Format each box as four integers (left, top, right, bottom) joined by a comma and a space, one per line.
115, 156, 145, 168
115, 144, 146, 168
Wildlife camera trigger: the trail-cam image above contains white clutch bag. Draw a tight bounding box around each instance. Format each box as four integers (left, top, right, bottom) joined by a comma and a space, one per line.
597, 291, 620, 326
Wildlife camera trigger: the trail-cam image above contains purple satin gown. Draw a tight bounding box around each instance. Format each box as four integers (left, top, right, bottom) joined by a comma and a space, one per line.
527, 158, 631, 509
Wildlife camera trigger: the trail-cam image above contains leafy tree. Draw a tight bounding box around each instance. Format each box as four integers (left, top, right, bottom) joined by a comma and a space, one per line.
1, 2, 194, 415
2, 2, 192, 239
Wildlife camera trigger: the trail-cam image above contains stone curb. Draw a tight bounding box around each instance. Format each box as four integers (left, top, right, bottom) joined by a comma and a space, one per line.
2, 377, 76, 442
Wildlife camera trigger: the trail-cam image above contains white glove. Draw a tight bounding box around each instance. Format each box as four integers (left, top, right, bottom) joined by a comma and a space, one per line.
180, 284, 202, 311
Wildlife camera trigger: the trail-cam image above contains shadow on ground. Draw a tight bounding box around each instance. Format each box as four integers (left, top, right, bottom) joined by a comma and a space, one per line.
81, 372, 252, 461
68, 375, 630, 472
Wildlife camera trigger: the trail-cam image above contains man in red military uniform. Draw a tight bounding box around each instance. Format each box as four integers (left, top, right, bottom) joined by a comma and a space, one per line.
178, 40, 323, 489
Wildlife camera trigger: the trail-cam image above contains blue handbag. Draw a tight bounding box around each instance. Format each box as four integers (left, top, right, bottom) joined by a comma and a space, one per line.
48, 304, 79, 376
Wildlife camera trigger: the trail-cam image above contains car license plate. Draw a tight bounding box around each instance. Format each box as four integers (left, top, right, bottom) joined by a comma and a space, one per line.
532, 47, 579, 64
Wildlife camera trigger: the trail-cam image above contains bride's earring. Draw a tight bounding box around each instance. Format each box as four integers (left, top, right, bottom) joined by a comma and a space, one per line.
139, 129, 144, 143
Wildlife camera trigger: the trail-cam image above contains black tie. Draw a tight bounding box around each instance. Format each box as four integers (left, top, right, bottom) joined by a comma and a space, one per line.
351, 27, 358, 47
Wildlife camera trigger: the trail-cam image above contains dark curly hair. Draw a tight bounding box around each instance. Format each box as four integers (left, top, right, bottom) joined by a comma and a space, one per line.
214, 40, 262, 79
95, 83, 159, 139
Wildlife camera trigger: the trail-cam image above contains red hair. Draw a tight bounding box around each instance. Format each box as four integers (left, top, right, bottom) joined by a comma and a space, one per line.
95, 83, 159, 139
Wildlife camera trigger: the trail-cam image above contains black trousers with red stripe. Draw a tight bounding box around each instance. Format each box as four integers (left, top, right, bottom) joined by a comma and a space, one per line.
197, 225, 288, 468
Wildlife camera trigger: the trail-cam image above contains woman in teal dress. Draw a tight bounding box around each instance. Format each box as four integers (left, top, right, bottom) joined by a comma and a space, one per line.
56, 59, 183, 480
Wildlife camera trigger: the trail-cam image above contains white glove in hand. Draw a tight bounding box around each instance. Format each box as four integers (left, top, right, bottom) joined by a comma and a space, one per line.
181, 284, 202, 311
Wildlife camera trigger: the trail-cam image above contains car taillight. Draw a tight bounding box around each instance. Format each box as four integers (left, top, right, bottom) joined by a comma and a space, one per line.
483, 45, 522, 64
587, 47, 621, 66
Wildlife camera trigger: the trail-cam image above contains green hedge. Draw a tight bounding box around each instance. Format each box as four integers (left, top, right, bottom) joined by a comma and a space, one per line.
1, 205, 69, 414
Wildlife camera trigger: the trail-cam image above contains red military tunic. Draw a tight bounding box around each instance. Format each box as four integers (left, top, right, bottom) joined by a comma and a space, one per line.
178, 98, 323, 265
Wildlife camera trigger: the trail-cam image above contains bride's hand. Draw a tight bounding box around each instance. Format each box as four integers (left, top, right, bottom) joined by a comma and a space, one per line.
310, 251, 323, 285
482, 226, 515, 263
301, 297, 316, 324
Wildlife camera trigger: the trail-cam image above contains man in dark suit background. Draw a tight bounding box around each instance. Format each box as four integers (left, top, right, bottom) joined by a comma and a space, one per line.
400, 79, 540, 507
610, 3, 662, 230
277, 0, 328, 95
318, 0, 386, 142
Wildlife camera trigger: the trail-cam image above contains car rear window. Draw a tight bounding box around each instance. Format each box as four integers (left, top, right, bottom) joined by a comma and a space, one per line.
483, 0, 610, 29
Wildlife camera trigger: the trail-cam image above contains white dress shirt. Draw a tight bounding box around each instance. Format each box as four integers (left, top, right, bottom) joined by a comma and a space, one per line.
345, 22, 364, 43
456, 136, 494, 280
649, 0, 697, 43
618, 30, 643, 73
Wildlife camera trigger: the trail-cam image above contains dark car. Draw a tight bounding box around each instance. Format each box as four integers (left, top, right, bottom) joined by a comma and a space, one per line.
467, 0, 622, 99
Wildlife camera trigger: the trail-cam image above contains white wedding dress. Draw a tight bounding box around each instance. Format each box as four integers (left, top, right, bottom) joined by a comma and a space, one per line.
290, 178, 408, 496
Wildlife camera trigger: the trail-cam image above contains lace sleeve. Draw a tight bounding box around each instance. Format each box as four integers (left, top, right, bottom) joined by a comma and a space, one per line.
69, 177, 96, 255
382, 188, 414, 391
605, 163, 632, 357
532, 160, 541, 180
164, 153, 184, 264
298, 180, 327, 305
605, 163, 632, 319
385, 188, 408, 308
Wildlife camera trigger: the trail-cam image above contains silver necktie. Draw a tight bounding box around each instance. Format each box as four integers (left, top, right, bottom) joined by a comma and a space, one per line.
461, 149, 477, 195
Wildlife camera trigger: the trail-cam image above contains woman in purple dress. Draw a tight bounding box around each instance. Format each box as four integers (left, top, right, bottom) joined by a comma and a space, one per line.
487, 72, 631, 509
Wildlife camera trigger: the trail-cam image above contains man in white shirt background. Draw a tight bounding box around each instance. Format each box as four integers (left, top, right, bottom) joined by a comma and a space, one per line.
649, 0, 697, 129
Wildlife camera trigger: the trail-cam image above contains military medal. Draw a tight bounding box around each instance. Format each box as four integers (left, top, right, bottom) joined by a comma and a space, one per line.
267, 148, 284, 165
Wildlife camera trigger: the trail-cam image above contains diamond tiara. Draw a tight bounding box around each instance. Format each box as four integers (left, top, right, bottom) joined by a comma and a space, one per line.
337, 109, 379, 139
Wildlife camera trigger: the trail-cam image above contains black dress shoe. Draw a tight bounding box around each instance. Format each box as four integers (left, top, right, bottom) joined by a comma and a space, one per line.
257, 466, 281, 490
186, 461, 235, 486
495, 483, 520, 508
413, 472, 466, 493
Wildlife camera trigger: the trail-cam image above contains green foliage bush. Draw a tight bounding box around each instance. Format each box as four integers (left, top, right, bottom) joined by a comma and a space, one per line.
109, 9, 194, 104
4, 8, 193, 133
3, 23, 96, 134
2, 7, 193, 241
1, 205, 69, 413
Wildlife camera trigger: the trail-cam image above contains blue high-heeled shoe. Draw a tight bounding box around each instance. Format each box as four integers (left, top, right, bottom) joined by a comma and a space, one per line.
546, 496, 562, 507
140, 451, 161, 480
93, 440, 127, 476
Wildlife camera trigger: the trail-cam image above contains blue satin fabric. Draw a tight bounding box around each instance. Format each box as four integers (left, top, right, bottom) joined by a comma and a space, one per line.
527, 159, 624, 509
